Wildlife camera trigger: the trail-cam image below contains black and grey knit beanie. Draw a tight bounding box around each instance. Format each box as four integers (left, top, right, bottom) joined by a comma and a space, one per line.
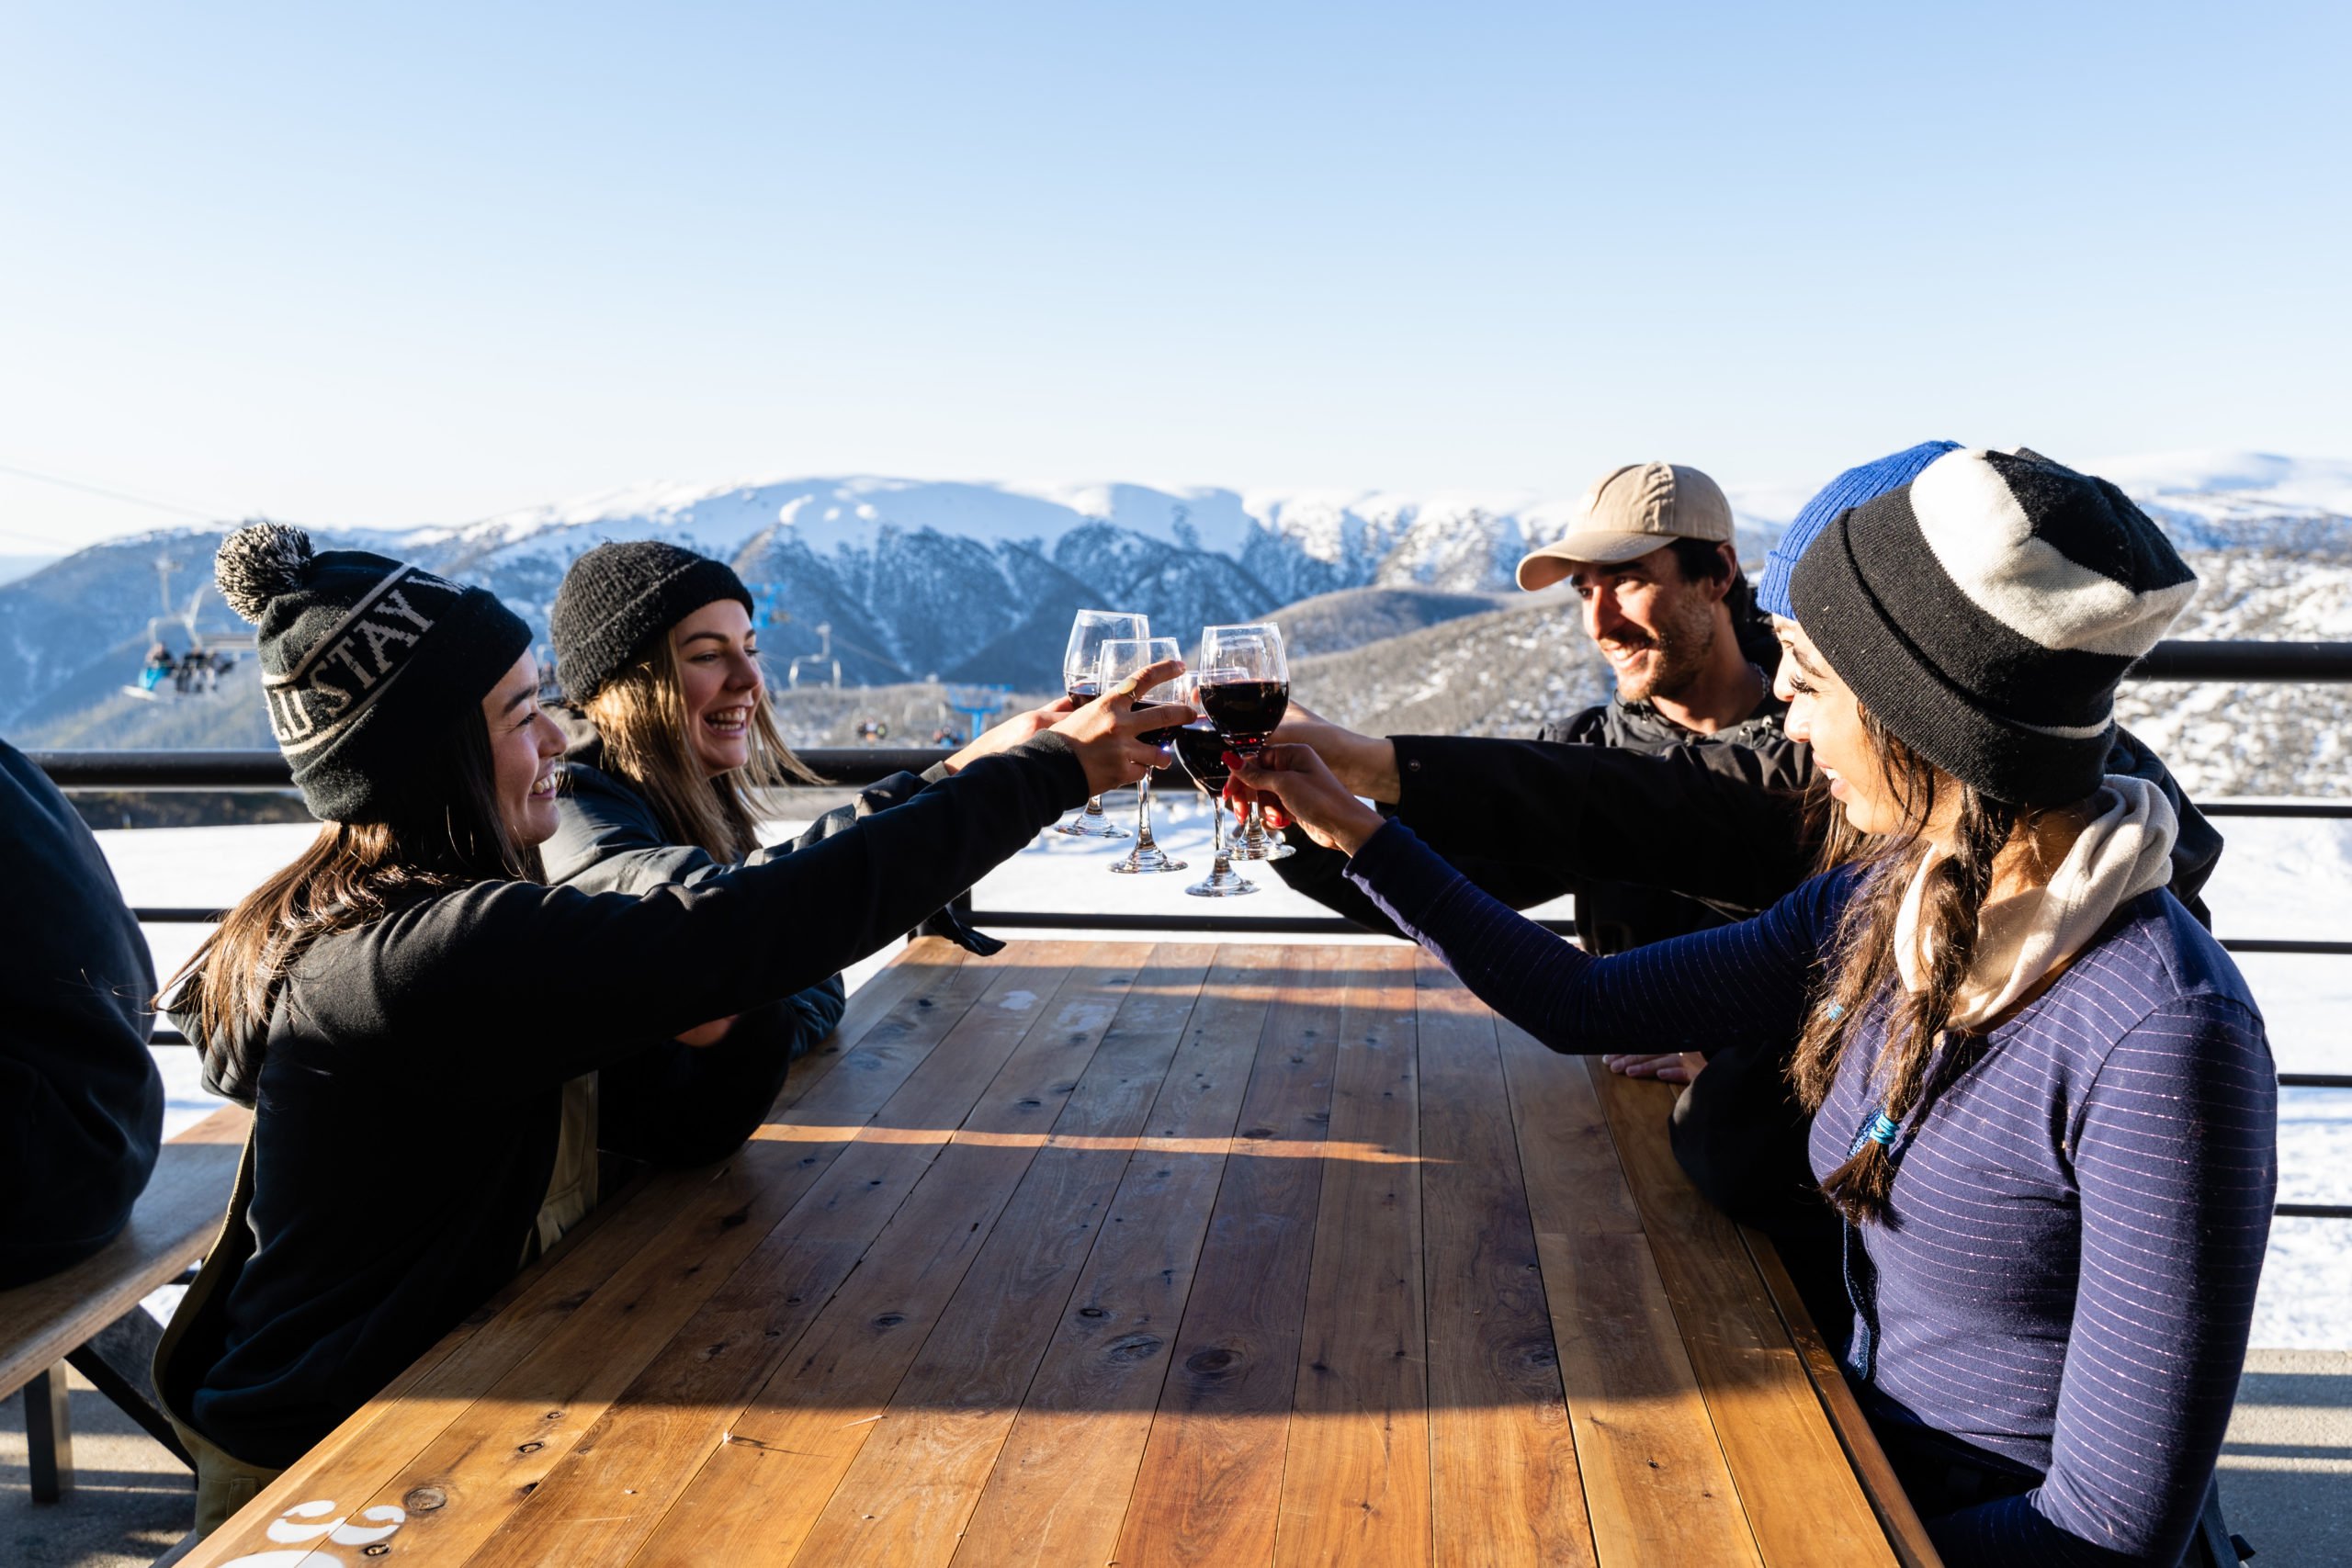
548, 540, 755, 706
1788, 447, 2197, 807
215, 523, 533, 823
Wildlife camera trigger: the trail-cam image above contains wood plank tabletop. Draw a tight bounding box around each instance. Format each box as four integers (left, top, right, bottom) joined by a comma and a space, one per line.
179, 939, 1924, 1568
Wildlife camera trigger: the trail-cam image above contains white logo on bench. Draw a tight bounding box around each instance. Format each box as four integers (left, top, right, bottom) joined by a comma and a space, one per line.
218, 1498, 407, 1564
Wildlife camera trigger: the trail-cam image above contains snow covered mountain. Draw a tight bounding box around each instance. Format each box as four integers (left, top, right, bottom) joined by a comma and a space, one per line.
5, 454, 2347, 795
0, 473, 1788, 731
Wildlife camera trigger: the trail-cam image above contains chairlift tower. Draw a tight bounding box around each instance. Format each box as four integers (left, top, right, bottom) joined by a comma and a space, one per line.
787, 623, 842, 689
943, 682, 1012, 745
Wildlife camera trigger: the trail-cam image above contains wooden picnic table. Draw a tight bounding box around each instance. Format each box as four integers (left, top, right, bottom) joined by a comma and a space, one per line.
178, 939, 1937, 1567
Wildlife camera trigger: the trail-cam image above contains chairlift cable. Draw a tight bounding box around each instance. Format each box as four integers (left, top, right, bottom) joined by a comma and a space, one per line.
0, 459, 220, 524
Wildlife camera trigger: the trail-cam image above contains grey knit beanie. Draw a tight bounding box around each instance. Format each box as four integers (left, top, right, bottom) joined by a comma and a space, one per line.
548, 540, 755, 706
1787, 448, 2197, 807
215, 524, 533, 822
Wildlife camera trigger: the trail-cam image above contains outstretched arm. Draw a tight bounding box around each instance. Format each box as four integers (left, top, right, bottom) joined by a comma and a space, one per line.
1228, 744, 1842, 1057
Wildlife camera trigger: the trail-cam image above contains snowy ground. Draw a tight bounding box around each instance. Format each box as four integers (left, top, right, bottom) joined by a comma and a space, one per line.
100, 795, 2352, 1350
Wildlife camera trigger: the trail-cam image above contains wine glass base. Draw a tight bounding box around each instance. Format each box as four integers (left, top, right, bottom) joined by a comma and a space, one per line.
1053, 817, 1130, 839
1235, 840, 1295, 862
1109, 848, 1189, 874
1184, 866, 1258, 897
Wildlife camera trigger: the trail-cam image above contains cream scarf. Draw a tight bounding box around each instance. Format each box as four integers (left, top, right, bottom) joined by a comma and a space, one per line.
1893, 775, 2178, 1029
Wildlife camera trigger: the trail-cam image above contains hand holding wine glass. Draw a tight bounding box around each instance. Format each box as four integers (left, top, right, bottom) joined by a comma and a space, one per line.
1056, 609, 1150, 837
1169, 676, 1254, 897
1047, 658, 1192, 799
1097, 637, 1189, 874
1196, 622, 1295, 860
1227, 744, 1387, 856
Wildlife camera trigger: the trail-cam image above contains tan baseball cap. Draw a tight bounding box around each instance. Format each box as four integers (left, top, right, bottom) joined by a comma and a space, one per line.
1514, 461, 1735, 591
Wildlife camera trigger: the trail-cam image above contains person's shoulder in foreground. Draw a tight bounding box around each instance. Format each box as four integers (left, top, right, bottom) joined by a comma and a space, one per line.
0, 736, 164, 1288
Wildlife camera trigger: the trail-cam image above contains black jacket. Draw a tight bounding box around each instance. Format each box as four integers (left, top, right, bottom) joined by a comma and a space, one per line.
169, 735, 1086, 1468
1273, 694, 1804, 953
541, 731, 853, 1135
1364, 722, 2221, 932
1, 739, 164, 1288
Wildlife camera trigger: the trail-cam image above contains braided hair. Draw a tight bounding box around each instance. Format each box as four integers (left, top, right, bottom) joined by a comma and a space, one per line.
1790, 708, 2020, 1224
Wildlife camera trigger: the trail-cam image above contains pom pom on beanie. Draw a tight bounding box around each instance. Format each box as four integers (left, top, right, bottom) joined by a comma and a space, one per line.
213, 522, 317, 623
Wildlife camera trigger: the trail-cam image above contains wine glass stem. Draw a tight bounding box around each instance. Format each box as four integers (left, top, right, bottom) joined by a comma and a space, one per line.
1135, 775, 1156, 849
1210, 792, 1232, 871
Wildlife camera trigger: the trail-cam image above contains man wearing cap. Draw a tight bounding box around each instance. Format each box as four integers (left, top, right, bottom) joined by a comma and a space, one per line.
1516, 461, 1781, 754
1263, 444, 2225, 1343
1275, 459, 1798, 955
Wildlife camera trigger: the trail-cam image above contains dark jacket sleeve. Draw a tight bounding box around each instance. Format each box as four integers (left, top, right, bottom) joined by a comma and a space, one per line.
287, 736, 1088, 1102
592, 981, 844, 1167
1271, 725, 1818, 935
542, 763, 854, 1164
1385, 731, 1819, 919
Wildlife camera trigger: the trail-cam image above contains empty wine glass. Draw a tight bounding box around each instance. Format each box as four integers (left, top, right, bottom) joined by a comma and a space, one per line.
1197, 623, 1293, 862
1100, 637, 1187, 875
1170, 675, 1254, 897
1053, 609, 1148, 838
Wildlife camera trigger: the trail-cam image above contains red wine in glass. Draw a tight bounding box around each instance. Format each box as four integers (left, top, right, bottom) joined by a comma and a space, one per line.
1066, 677, 1102, 706
1198, 679, 1290, 752
1171, 722, 1230, 793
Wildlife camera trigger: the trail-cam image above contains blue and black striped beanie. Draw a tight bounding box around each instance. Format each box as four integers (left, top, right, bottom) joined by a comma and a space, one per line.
1788, 447, 2196, 807
1758, 441, 1960, 620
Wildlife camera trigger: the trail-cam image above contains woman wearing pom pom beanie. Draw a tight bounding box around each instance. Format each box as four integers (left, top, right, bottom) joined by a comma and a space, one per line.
156, 525, 1186, 1532
1235, 449, 2275, 1566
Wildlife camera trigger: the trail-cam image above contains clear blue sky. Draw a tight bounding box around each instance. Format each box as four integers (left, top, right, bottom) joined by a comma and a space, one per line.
4, 1, 2346, 549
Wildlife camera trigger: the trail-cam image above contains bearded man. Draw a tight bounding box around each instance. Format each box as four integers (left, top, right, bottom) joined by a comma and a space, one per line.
1276, 459, 1794, 955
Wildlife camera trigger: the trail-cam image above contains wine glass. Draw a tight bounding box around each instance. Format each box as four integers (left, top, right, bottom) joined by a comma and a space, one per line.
1197, 622, 1294, 862
1099, 637, 1187, 874
1053, 609, 1148, 838
1170, 675, 1255, 897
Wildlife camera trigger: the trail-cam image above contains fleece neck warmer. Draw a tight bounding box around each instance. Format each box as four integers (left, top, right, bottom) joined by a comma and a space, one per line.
1894, 774, 2179, 1031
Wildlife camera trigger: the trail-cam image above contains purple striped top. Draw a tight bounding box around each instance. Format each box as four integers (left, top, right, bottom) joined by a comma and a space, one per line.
1347, 821, 2276, 1567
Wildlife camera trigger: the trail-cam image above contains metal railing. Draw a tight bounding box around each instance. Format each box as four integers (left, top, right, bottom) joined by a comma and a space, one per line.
28, 636, 2352, 1218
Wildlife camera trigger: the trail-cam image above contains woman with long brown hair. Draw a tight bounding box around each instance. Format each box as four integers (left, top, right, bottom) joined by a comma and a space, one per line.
157, 525, 1181, 1532
537, 542, 1066, 1190
1234, 448, 2276, 1567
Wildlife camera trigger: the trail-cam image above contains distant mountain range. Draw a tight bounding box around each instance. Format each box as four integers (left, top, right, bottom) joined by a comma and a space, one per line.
6, 453, 2349, 795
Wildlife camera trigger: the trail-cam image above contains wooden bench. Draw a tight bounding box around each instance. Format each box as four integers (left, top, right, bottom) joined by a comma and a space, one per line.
1, 1104, 249, 1502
